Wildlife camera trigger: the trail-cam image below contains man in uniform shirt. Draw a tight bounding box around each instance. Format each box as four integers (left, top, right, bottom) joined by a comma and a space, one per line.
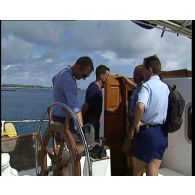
130, 55, 170, 176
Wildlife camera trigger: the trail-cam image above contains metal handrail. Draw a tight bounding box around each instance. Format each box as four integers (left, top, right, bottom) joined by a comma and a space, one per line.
1, 119, 49, 135
3, 119, 49, 123
35, 102, 92, 176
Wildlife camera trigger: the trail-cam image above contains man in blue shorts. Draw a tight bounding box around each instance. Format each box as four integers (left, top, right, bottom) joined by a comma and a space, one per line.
130, 55, 170, 176
82, 65, 110, 142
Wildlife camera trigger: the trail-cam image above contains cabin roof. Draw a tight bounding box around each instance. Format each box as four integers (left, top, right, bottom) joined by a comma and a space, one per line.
160, 69, 192, 78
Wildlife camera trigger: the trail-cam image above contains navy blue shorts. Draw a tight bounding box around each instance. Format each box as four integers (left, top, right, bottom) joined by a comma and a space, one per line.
131, 126, 168, 163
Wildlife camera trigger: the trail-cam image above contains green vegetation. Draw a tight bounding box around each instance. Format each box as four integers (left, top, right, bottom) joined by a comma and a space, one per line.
1, 84, 51, 88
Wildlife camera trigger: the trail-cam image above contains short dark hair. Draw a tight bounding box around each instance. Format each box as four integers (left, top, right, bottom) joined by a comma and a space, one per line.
76, 56, 94, 71
143, 54, 161, 74
96, 64, 110, 78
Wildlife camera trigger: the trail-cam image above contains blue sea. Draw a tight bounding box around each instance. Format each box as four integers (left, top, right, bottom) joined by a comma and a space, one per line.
1, 88, 86, 135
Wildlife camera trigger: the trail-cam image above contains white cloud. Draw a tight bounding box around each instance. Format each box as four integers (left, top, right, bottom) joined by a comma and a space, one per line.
45, 58, 53, 63
96, 50, 117, 60
1, 20, 192, 88
3, 64, 15, 70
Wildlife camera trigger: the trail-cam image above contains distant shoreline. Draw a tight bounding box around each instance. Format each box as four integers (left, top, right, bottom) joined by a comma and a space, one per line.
1, 87, 52, 90
1, 84, 86, 91
1, 88, 16, 91
1, 84, 52, 89
1, 87, 85, 90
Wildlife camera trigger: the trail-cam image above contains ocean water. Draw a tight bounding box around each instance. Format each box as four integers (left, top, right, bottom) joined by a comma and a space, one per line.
1, 88, 86, 135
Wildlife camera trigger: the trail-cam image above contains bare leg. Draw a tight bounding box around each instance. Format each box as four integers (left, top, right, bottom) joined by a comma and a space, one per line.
146, 159, 161, 176
127, 155, 133, 175
132, 156, 146, 176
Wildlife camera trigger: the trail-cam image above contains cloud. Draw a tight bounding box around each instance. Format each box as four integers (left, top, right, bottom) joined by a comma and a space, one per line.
1, 20, 192, 88
2, 21, 66, 47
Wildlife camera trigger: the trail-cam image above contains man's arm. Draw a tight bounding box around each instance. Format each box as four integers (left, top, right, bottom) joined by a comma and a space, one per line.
129, 102, 145, 138
81, 102, 89, 117
66, 111, 83, 128
115, 74, 136, 89
129, 83, 150, 139
133, 103, 145, 130
81, 84, 98, 118
62, 79, 83, 127
76, 111, 83, 127
133, 83, 149, 130
123, 76, 136, 89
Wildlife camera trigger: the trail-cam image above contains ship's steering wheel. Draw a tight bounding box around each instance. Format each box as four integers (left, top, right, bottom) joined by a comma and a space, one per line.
35, 102, 92, 176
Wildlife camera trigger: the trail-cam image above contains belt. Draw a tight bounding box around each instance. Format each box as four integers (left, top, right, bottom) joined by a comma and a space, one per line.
52, 115, 66, 123
140, 124, 162, 130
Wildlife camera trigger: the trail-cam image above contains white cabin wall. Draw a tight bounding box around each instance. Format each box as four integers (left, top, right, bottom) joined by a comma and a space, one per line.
161, 78, 192, 175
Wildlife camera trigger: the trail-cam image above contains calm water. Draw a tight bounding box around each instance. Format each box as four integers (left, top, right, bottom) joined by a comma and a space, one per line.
1, 88, 86, 135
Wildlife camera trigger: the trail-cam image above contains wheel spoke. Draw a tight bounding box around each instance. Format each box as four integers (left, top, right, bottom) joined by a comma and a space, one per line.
57, 143, 64, 161
52, 132, 58, 157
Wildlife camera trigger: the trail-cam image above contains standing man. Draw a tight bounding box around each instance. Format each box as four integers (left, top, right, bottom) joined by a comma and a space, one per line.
81, 65, 110, 141
52, 56, 94, 129
118, 64, 144, 121
116, 65, 144, 175
130, 55, 170, 176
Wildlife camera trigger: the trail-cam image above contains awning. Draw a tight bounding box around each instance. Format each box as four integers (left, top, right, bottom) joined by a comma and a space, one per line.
132, 20, 192, 39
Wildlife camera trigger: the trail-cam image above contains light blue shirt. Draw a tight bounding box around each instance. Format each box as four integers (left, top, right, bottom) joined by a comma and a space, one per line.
52, 65, 80, 117
137, 75, 170, 125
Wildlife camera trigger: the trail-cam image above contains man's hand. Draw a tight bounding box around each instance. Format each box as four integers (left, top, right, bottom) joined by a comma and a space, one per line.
115, 73, 125, 78
129, 121, 143, 139
134, 121, 144, 134
116, 74, 135, 89
128, 128, 135, 140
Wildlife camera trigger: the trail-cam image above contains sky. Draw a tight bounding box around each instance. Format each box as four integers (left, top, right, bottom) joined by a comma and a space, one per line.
1, 20, 192, 89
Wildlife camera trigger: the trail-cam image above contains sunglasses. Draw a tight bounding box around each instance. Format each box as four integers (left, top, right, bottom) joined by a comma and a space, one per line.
80, 66, 90, 79
82, 73, 88, 79
80, 70, 90, 79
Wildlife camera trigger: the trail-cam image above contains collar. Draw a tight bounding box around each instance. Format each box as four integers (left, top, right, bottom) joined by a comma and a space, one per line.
149, 75, 160, 81
95, 81, 102, 90
67, 65, 76, 80
135, 82, 143, 88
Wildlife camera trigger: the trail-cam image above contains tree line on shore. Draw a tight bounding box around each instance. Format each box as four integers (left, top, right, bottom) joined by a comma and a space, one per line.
1, 84, 50, 88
